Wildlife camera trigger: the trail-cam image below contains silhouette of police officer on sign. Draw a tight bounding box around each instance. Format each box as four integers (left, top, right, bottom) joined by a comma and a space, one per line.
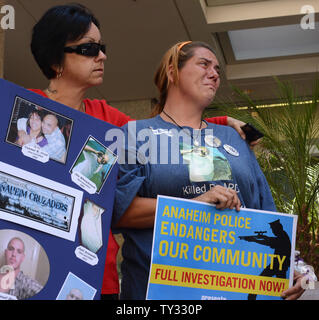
239, 219, 291, 300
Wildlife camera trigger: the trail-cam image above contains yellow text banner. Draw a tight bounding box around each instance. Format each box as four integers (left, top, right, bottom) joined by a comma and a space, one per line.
150, 264, 289, 296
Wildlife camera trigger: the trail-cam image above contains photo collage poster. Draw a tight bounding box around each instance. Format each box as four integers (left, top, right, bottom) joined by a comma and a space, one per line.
0, 78, 118, 300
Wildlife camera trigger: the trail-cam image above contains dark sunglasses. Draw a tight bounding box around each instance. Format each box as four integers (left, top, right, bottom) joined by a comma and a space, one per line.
64, 43, 106, 57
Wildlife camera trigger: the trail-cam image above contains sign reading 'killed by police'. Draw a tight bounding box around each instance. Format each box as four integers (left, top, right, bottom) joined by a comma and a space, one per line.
147, 196, 297, 300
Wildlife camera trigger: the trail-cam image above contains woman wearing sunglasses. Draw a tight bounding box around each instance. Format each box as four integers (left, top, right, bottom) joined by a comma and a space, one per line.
30, 3, 129, 301
29, 3, 260, 300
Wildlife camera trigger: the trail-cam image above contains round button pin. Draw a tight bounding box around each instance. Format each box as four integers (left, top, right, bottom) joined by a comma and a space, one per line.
205, 135, 221, 148
223, 144, 239, 157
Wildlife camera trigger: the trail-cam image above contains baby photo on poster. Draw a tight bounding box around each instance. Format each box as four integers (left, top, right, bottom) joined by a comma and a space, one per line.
56, 272, 97, 300
6, 96, 73, 164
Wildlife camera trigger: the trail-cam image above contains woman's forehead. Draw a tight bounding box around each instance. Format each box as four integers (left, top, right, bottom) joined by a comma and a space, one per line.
67, 23, 101, 45
191, 47, 218, 62
80, 23, 101, 42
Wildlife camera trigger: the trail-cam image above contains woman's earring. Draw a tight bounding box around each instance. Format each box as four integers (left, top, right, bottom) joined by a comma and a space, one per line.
56, 69, 63, 79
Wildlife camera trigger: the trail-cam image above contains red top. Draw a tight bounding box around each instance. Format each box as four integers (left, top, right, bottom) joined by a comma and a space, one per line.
29, 89, 125, 295
29, 89, 228, 295
29, 89, 227, 127
206, 115, 227, 125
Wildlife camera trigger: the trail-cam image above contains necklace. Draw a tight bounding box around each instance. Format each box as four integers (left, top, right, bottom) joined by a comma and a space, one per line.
79, 101, 86, 113
46, 86, 57, 94
162, 110, 203, 147
45, 88, 86, 113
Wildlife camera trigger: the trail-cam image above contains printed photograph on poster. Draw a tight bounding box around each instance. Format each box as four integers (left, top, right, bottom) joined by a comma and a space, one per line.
0, 161, 83, 241
79, 200, 105, 254
5, 96, 73, 164
70, 136, 118, 194
56, 272, 97, 300
0, 229, 50, 300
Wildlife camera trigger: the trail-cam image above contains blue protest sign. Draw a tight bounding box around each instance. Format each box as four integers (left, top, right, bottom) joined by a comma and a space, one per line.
147, 195, 297, 300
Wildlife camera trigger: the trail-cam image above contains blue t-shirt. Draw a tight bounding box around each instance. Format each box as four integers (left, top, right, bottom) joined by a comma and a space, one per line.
113, 115, 276, 300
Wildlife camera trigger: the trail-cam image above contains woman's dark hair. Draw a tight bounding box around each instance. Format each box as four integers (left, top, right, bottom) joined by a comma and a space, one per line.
26, 109, 45, 139
31, 3, 100, 79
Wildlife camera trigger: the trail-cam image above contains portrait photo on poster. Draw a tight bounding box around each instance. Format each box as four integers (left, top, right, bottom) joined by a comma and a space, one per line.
56, 272, 97, 300
0, 161, 83, 241
5, 96, 73, 164
70, 136, 118, 194
0, 229, 50, 300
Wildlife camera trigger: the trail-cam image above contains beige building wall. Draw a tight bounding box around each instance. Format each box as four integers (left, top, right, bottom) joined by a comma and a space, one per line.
109, 99, 153, 120
0, 30, 3, 78
0, 0, 5, 78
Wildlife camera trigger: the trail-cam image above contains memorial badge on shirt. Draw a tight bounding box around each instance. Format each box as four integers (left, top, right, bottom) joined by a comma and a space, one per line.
223, 144, 239, 157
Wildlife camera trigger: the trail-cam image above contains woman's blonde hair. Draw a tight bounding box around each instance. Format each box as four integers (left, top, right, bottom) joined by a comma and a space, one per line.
151, 41, 216, 117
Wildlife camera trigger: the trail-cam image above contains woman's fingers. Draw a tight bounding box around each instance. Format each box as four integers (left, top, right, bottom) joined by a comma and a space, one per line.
210, 186, 241, 211
194, 185, 241, 211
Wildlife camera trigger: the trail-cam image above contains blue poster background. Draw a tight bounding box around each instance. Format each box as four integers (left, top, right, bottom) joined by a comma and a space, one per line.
0, 79, 118, 300
147, 195, 297, 300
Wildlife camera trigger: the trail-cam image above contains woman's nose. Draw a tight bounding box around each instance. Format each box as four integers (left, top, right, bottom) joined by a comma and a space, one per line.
96, 50, 107, 61
208, 67, 219, 79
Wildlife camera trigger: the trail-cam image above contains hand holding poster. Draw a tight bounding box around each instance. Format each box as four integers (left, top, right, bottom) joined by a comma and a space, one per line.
147, 196, 297, 300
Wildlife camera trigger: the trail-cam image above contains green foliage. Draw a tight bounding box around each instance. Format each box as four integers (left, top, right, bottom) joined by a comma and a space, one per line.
216, 78, 319, 274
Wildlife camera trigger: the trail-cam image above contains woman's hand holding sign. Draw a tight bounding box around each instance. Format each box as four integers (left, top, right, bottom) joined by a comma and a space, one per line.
194, 185, 241, 212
